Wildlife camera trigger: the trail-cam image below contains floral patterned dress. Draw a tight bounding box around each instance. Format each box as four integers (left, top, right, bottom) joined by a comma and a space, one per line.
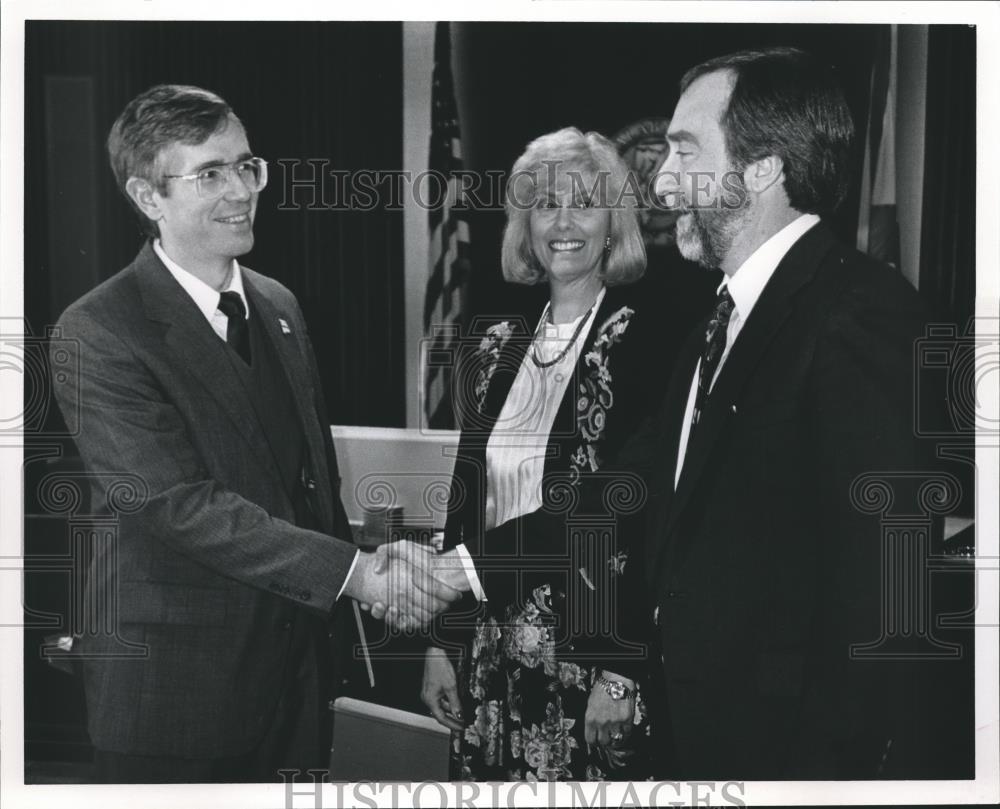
446, 300, 655, 782
454, 584, 652, 782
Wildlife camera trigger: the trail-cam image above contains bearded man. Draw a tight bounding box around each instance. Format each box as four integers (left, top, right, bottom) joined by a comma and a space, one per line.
599, 47, 949, 780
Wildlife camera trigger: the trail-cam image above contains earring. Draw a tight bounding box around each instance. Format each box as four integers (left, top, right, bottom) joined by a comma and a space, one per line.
604, 235, 612, 254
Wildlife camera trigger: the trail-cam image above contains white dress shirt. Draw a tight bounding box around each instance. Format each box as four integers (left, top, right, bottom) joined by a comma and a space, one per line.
485, 288, 605, 530
455, 288, 606, 602
153, 239, 248, 337
674, 213, 820, 487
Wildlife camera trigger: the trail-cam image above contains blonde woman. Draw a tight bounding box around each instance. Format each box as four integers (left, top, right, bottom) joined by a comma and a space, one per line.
422, 128, 660, 781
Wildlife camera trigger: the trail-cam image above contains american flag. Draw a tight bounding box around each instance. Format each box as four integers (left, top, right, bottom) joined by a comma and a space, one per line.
857, 24, 900, 269
423, 21, 471, 430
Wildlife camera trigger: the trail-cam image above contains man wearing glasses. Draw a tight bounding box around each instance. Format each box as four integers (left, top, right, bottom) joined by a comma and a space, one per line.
49, 84, 464, 783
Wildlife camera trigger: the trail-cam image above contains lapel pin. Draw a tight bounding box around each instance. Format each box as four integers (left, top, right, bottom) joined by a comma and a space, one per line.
278, 318, 292, 335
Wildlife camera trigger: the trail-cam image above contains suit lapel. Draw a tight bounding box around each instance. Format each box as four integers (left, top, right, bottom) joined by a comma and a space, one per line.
447, 315, 530, 545
244, 272, 335, 530
481, 319, 530, 420
135, 243, 277, 477
642, 327, 701, 574
545, 288, 621, 474
658, 222, 838, 568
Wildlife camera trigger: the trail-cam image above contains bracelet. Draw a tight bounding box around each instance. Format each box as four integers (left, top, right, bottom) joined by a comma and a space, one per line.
596, 673, 635, 701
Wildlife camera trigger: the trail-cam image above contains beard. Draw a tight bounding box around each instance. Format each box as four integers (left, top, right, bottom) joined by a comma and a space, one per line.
675, 177, 751, 269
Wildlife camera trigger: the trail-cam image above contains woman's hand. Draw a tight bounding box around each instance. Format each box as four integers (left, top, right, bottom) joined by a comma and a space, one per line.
421, 646, 464, 731
585, 671, 635, 747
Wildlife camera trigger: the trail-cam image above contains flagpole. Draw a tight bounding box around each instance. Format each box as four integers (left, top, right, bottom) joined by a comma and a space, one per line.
402, 22, 436, 430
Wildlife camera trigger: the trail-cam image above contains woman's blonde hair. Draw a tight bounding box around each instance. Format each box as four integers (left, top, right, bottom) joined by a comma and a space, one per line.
501, 127, 646, 286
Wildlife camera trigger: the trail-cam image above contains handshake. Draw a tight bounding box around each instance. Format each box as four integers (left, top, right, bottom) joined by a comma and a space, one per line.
342, 540, 471, 631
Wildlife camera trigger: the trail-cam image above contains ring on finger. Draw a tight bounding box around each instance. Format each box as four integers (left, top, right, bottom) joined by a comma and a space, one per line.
610, 730, 624, 743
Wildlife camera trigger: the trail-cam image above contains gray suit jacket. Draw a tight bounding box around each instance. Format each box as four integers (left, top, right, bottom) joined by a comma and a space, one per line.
51, 242, 358, 757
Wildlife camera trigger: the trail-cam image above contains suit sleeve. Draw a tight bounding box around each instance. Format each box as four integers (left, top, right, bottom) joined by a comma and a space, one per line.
425, 334, 499, 655
52, 306, 358, 616
427, 434, 487, 656
568, 441, 661, 685
570, 310, 690, 685
795, 275, 927, 776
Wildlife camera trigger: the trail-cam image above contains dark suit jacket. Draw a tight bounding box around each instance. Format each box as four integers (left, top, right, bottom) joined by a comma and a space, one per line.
616, 222, 939, 778
51, 242, 357, 758
435, 286, 665, 666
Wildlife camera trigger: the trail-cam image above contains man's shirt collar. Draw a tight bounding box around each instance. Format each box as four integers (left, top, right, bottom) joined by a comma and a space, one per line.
721, 213, 820, 320
153, 239, 248, 323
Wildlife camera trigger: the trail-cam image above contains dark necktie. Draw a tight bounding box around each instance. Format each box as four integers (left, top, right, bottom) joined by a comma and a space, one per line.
217, 291, 251, 365
691, 287, 735, 431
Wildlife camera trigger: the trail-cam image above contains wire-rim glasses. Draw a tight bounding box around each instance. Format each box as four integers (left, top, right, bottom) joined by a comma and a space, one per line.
163, 157, 268, 198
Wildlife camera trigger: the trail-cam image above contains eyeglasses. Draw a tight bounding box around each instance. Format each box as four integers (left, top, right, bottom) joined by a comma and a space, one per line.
163, 157, 268, 198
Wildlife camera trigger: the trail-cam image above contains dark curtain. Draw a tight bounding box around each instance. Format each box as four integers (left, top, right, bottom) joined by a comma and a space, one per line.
24, 21, 405, 429
917, 25, 977, 519
912, 26, 978, 767
919, 25, 976, 325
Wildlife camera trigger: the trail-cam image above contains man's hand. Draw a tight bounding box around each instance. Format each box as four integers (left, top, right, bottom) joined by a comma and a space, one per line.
363, 544, 472, 625
585, 671, 635, 747
429, 548, 472, 592
421, 646, 464, 731
342, 540, 464, 631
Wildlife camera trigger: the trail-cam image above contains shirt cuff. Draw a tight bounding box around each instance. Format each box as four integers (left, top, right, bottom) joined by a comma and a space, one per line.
335, 549, 362, 601
453, 542, 487, 602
